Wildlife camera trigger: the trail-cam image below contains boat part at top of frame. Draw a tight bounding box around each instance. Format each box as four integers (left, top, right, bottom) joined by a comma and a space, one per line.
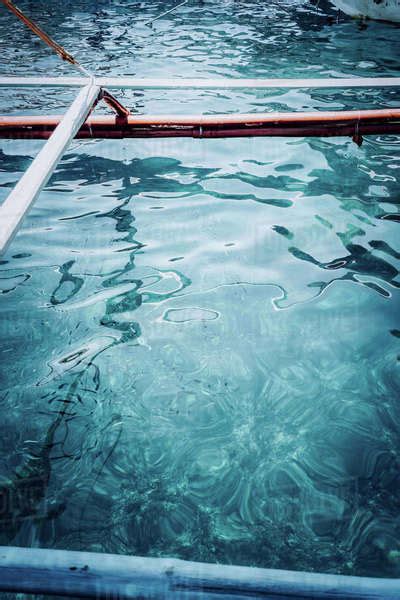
332, 0, 400, 22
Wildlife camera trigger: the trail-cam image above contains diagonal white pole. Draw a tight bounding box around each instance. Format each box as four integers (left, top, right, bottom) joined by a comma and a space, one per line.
0, 82, 100, 255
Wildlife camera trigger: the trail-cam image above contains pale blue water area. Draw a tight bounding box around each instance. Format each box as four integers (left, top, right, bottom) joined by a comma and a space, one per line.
0, 0, 400, 584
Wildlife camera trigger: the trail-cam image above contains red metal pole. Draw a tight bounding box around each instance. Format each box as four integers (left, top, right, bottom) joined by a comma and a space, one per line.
0, 108, 399, 139
1, 107, 399, 127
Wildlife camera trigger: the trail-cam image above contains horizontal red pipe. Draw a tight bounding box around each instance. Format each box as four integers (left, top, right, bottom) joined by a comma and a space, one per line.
0, 108, 399, 139
1, 107, 400, 126
2, 123, 397, 140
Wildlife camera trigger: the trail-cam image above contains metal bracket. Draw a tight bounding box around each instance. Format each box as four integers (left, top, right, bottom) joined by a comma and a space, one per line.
100, 89, 130, 122
352, 118, 364, 147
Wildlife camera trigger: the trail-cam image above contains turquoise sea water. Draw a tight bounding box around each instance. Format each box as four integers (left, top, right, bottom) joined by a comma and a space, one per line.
0, 0, 400, 585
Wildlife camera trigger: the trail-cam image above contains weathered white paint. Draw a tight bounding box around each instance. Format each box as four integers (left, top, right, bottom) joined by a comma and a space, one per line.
0, 546, 399, 599
0, 83, 100, 255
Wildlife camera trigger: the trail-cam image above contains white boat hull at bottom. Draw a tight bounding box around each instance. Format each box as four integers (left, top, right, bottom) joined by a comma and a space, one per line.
332, 0, 400, 21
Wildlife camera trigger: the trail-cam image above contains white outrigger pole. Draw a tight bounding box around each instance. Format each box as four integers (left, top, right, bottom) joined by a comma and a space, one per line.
0, 82, 101, 255
1, 75, 400, 89
0, 545, 399, 599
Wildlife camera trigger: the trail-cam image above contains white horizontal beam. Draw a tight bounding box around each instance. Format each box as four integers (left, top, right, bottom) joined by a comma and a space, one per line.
0, 76, 87, 88
0, 546, 399, 599
1, 75, 400, 90
0, 83, 100, 255
96, 76, 400, 90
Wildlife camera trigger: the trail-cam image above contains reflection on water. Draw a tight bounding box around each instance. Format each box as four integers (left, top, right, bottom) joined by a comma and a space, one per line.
0, 0, 400, 583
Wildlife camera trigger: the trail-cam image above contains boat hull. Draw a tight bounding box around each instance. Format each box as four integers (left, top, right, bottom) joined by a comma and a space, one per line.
332, 0, 400, 22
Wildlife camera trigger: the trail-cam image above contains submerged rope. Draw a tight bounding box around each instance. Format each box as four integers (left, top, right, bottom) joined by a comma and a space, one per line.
142, 0, 189, 27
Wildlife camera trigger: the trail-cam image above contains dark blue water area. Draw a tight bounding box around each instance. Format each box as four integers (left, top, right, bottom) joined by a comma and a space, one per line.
0, 0, 400, 588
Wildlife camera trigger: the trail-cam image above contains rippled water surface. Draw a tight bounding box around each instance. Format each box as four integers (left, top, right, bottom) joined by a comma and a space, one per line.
0, 0, 400, 582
